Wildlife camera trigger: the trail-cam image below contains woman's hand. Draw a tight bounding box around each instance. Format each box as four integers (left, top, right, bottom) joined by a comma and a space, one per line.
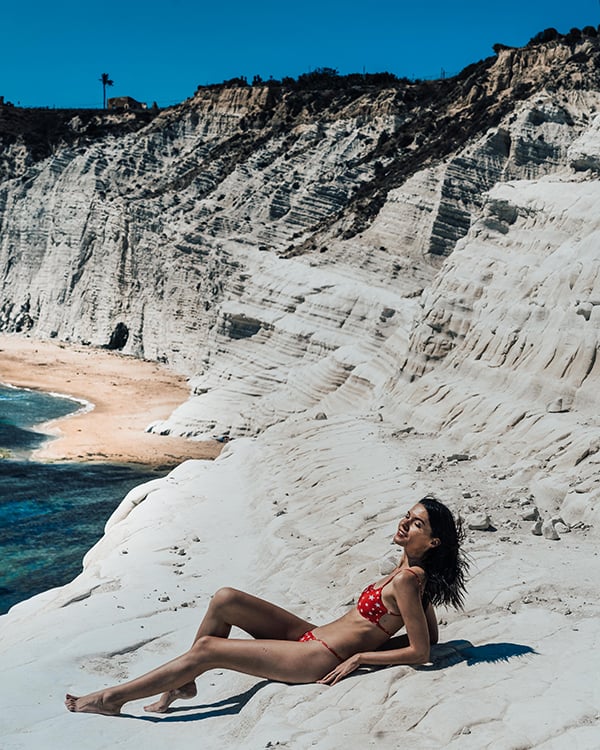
316, 654, 362, 686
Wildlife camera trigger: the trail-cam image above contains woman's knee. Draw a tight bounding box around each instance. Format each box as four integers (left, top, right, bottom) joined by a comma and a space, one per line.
187, 635, 218, 670
191, 634, 216, 653
209, 587, 242, 615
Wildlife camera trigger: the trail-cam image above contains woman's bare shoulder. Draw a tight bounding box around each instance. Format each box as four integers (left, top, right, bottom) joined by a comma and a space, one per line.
392, 567, 425, 592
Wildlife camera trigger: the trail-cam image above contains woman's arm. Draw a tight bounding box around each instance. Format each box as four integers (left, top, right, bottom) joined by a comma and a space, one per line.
425, 601, 438, 644
381, 603, 438, 650
318, 571, 432, 685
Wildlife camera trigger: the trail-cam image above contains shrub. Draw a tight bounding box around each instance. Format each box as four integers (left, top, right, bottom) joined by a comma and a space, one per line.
528, 27, 559, 45
565, 27, 582, 43
296, 67, 339, 89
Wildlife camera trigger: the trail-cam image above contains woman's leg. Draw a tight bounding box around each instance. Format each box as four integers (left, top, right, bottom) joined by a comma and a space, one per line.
67, 587, 316, 714
146, 587, 315, 711
190, 587, 314, 641
65, 635, 337, 716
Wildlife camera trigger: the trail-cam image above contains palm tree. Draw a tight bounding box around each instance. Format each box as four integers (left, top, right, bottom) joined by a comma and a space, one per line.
99, 73, 114, 109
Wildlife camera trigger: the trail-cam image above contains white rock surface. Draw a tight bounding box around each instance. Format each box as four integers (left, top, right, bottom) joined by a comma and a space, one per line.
1, 423, 599, 749
1, 40, 600, 749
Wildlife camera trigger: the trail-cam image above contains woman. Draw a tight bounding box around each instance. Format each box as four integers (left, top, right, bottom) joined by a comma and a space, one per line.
65, 496, 467, 715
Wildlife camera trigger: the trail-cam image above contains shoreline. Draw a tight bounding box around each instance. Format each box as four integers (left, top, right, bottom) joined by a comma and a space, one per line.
0, 334, 221, 467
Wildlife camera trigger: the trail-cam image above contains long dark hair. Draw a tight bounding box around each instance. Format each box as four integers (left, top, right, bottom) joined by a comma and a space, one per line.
418, 495, 468, 609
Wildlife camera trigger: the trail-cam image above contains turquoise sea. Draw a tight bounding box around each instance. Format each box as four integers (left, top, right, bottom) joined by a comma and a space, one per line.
0, 384, 166, 615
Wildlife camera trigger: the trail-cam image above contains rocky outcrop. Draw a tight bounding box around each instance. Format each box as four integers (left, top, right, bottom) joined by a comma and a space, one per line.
1, 38, 600, 525
2, 38, 600, 750
388, 176, 600, 523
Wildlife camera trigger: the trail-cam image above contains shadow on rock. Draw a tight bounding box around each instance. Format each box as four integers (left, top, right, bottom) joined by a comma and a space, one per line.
132, 680, 270, 722
418, 639, 537, 671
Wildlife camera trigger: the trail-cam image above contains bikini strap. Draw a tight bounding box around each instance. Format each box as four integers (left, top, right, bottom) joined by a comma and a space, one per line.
379, 571, 400, 588
378, 568, 425, 624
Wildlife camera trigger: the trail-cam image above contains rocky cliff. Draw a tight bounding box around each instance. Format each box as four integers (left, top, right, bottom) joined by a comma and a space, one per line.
1, 35, 599, 525
3, 34, 600, 750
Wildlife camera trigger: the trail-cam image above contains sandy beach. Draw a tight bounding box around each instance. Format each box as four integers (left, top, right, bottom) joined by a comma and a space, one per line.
0, 334, 221, 466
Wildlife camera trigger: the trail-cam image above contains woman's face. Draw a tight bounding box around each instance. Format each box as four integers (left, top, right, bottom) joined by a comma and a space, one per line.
393, 503, 440, 558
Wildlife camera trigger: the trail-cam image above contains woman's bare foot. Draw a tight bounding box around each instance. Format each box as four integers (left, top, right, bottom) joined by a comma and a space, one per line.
143, 681, 198, 713
65, 691, 122, 716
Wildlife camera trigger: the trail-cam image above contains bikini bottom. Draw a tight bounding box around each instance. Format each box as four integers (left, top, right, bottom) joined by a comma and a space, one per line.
298, 630, 343, 661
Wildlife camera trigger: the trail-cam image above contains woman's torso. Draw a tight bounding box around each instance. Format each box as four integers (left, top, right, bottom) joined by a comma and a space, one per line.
311, 566, 425, 658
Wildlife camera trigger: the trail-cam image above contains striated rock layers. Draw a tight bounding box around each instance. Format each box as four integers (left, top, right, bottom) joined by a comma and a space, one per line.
1, 37, 600, 527
2, 36, 600, 750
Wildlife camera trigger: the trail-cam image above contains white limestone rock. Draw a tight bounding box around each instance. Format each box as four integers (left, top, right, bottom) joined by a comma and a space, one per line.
1, 40, 600, 749
568, 113, 600, 171
542, 518, 561, 540
467, 512, 492, 531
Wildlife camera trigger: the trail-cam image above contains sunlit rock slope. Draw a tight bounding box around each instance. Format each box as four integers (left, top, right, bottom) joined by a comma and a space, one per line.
2, 32, 600, 750
1, 35, 599, 529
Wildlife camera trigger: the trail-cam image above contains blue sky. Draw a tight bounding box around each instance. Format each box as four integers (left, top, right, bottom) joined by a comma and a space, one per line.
1, 0, 599, 108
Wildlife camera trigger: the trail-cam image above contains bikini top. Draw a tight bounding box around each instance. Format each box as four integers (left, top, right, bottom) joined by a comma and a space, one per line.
356, 567, 424, 637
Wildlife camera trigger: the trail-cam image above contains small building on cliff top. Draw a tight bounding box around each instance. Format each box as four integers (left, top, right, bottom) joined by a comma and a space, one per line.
107, 96, 147, 111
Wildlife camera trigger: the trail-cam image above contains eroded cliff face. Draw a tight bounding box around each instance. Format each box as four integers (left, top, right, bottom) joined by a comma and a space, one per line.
1, 38, 599, 524
0, 85, 394, 366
